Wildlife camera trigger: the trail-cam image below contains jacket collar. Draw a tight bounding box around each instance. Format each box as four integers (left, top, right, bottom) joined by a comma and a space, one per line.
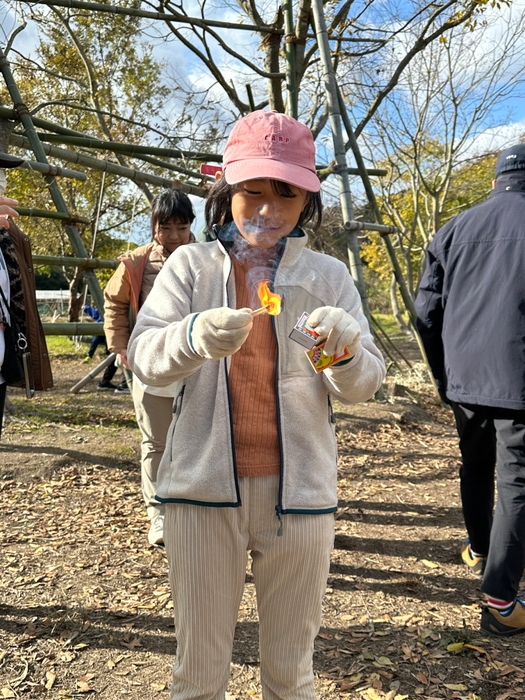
492, 172, 525, 194
213, 223, 308, 266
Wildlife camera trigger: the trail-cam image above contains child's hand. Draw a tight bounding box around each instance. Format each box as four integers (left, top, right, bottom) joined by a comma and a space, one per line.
118, 349, 131, 370
308, 306, 361, 357
0, 196, 19, 228
191, 307, 253, 360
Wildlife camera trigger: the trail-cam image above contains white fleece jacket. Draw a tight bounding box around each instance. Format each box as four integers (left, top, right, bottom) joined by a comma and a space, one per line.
128, 230, 385, 514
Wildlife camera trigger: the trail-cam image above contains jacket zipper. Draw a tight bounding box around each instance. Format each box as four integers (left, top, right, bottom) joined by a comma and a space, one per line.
270, 247, 285, 536
224, 249, 242, 507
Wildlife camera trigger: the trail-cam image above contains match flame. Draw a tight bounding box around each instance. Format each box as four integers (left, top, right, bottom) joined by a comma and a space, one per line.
257, 280, 281, 316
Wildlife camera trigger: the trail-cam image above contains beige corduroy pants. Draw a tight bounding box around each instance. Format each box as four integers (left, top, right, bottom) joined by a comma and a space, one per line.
131, 380, 173, 520
164, 475, 335, 700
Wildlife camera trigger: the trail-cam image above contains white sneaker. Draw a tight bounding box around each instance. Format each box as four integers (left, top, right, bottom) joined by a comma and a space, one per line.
148, 514, 164, 546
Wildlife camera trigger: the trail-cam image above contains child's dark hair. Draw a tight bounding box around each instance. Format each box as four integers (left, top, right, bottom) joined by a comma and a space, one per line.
151, 189, 195, 238
205, 176, 323, 232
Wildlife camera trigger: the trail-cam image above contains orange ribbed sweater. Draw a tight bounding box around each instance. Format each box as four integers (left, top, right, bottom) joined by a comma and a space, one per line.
228, 255, 281, 477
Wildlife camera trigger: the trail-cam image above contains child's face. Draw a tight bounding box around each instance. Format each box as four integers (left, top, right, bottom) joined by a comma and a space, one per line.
231, 179, 308, 249
154, 217, 192, 253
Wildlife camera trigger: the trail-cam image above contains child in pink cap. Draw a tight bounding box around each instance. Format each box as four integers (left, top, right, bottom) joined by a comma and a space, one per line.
128, 110, 385, 699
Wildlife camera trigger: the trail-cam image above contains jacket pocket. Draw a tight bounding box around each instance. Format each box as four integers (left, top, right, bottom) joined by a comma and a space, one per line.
168, 385, 185, 462
327, 395, 336, 427
172, 385, 186, 415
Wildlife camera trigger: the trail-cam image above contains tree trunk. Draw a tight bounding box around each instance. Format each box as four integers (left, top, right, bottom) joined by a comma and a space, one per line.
67, 268, 85, 322
390, 274, 412, 336
0, 119, 14, 153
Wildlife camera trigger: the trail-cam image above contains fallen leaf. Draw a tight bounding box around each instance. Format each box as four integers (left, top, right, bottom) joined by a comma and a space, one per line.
339, 674, 362, 691
77, 674, 95, 683
365, 689, 383, 700
447, 642, 465, 653
421, 559, 439, 568
77, 681, 93, 693
499, 665, 521, 676
45, 671, 56, 689
374, 656, 394, 667
1, 689, 16, 699
121, 636, 142, 649
464, 643, 488, 655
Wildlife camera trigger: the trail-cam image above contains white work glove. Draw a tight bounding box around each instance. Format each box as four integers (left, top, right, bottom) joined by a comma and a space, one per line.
191, 307, 253, 360
308, 306, 361, 358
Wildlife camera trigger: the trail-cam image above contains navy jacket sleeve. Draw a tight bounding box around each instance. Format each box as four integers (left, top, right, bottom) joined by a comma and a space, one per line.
415, 245, 446, 386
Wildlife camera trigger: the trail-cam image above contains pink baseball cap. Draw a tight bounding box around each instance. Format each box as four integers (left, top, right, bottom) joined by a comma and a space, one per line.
223, 110, 321, 193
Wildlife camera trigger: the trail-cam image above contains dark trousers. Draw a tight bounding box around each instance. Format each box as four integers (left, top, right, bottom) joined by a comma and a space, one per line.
451, 402, 525, 600
101, 360, 118, 385
0, 381, 6, 440
88, 334, 107, 358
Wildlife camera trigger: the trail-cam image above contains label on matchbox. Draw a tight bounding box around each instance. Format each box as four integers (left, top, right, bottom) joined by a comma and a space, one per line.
288, 311, 319, 349
289, 312, 352, 373
305, 344, 352, 373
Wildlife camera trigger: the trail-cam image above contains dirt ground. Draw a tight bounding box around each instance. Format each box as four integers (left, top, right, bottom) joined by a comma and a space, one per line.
1, 349, 524, 700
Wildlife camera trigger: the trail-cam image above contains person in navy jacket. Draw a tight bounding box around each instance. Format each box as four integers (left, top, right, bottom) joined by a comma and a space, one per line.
416, 144, 525, 637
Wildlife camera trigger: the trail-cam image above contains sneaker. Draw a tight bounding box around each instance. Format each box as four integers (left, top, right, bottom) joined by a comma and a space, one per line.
83, 356, 93, 363
97, 381, 118, 391
115, 382, 130, 394
148, 514, 164, 546
461, 539, 487, 578
481, 596, 525, 636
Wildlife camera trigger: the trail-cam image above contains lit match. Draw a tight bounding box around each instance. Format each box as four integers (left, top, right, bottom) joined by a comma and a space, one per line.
251, 304, 271, 317
253, 280, 281, 317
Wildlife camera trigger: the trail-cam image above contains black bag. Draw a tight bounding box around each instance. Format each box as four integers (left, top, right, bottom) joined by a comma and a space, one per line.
2, 320, 27, 385
0, 285, 34, 397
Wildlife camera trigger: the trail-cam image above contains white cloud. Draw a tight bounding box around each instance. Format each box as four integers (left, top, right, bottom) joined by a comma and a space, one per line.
461, 118, 525, 159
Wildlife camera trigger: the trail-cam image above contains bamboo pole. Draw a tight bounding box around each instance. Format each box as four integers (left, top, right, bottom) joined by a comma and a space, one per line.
42, 322, 105, 335
335, 84, 438, 392
312, 0, 385, 400
128, 152, 213, 181
335, 85, 419, 325
283, 0, 298, 118
344, 220, 397, 235
0, 105, 110, 138
310, 0, 369, 315
14, 207, 91, 224
1, 110, 387, 181
70, 353, 115, 393
33, 254, 118, 269
0, 47, 106, 314
9, 134, 207, 198
18, 159, 86, 181
245, 84, 256, 112
33, 132, 222, 163
318, 165, 388, 177
310, 0, 383, 400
